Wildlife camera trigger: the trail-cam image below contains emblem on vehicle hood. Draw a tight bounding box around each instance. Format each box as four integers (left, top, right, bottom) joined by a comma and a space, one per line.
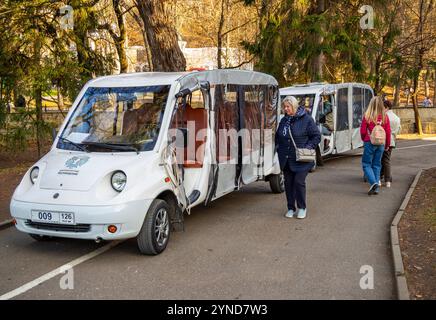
65, 156, 90, 169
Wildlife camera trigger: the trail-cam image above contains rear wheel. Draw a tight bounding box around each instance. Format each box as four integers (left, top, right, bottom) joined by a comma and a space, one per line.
269, 172, 285, 193
310, 146, 323, 172
316, 146, 324, 166
137, 199, 171, 255
309, 160, 317, 172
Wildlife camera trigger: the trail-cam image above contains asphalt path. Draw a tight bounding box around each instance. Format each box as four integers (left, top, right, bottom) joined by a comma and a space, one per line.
0, 138, 435, 300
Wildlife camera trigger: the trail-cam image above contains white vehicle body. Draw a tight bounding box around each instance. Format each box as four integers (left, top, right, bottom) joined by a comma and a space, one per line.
280, 82, 374, 160
10, 70, 282, 254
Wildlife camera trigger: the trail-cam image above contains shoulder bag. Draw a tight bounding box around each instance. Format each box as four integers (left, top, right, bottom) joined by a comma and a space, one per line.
288, 127, 316, 162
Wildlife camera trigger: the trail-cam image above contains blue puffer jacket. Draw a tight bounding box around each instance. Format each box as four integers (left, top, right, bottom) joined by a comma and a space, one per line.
275, 107, 321, 172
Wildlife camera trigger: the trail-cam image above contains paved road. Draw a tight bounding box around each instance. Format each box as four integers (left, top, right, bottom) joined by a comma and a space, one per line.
0, 139, 435, 300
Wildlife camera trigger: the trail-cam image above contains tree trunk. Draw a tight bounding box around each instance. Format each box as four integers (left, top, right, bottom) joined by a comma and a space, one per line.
393, 67, 402, 107
374, 56, 382, 94
410, 0, 431, 135
33, 36, 44, 157
112, 0, 128, 73
35, 87, 43, 157
309, 0, 326, 82
135, 0, 186, 72
423, 67, 430, 97
393, 79, 401, 107
56, 81, 65, 117
125, 4, 153, 71
412, 69, 423, 134
252, 0, 270, 71
217, 0, 226, 69
73, 26, 93, 80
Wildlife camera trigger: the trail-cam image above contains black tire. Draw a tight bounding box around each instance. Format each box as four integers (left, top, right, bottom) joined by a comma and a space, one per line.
29, 234, 53, 241
137, 199, 171, 255
269, 172, 285, 193
316, 146, 324, 166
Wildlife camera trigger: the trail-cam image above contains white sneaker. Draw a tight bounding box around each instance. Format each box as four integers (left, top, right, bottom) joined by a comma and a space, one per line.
378, 180, 382, 187
386, 182, 391, 188
285, 210, 295, 218
297, 208, 307, 219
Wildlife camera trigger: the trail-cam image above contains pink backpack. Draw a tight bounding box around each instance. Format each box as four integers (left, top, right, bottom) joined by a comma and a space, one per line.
370, 118, 386, 146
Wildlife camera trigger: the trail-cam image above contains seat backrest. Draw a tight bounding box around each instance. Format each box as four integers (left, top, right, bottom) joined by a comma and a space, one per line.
122, 109, 138, 135
183, 105, 207, 168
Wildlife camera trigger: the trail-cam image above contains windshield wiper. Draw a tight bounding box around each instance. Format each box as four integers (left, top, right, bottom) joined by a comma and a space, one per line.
59, 137, 89, 152
81, 141, 139, 153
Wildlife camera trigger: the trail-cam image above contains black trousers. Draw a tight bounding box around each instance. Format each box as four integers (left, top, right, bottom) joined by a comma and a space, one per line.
381, 147, 393, 182
283, 164, 309, 211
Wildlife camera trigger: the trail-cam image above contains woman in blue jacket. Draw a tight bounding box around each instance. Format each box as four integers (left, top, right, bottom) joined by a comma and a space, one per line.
275, 96, 321, 219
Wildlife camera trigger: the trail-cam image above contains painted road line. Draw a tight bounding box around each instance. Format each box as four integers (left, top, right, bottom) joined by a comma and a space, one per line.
0, 240, 124, 300
0, 219, 14, 230
396, 143, 436, 150
325, 143, 436, 162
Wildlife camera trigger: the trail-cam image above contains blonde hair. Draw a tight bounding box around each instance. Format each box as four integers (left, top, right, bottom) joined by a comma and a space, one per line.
365, 96, 385, 124
281, 96, 299, 113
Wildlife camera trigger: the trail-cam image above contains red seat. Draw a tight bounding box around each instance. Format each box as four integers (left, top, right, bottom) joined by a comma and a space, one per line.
183, 105, 207, 168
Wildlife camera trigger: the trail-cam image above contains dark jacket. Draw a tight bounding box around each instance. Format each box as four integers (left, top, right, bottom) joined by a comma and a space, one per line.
275, 107, 321, 172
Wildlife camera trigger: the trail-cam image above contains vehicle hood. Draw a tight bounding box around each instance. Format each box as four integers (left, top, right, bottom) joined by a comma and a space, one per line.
38, 151, 149, 192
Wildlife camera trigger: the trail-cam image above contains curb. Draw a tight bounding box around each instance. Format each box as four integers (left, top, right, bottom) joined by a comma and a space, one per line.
0, 218, 14, 231
390, 169, 423, 300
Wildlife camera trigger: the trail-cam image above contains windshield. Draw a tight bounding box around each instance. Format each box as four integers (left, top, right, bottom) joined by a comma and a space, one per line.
57, 85, 170, 152
281, 94, 315, 114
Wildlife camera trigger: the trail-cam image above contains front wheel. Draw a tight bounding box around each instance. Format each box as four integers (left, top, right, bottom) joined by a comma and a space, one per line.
269, 172, 285, 193
137, 199, 171, 255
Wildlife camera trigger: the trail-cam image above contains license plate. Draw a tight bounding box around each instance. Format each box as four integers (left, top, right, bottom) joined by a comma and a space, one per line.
31, 210, 75, 225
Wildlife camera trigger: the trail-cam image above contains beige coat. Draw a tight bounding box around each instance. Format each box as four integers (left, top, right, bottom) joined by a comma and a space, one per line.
387, 110, 401, 147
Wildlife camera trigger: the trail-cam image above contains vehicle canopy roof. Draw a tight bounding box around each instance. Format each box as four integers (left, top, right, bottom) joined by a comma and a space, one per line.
280, 82, 372, 97
178, 69, 278, 90
85, 70, 278, 89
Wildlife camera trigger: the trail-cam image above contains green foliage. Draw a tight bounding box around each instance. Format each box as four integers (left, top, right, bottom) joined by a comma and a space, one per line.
242, 0, 413, 88
0, 0, 116, 153
0, 108, 53, 152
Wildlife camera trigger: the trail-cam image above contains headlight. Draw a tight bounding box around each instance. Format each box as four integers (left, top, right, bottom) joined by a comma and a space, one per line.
111, 171, 127, 192
30, 167, 39, 184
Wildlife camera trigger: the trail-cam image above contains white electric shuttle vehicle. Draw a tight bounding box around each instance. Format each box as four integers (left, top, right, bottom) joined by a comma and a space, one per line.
280, 82, 374, 166
10, 70, 284, 255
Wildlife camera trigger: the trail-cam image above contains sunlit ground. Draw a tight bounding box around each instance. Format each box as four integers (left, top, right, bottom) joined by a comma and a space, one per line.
397, 134, 436, 141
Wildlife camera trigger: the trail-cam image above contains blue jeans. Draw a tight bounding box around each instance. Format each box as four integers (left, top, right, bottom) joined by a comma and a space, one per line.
283, 161, 309, 210
362, 142, 384, 186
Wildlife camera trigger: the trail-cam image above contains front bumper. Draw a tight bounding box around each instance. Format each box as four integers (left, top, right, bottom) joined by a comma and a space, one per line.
10, 198, 153, 240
